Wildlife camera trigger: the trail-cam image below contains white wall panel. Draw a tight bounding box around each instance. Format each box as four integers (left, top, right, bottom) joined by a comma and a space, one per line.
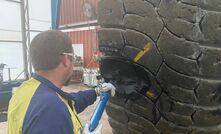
29, 0, 51, 31
0, 43, 24, 80
0, 1, 22, 41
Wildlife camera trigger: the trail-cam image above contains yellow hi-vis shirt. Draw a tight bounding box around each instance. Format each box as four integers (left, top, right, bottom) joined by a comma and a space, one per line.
8, 73, 97, 134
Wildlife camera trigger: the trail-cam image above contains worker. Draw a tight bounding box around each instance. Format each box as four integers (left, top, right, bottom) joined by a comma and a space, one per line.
7, 30, 116, 134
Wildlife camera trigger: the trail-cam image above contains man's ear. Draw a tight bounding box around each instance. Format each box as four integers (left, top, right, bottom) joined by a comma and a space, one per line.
61, 55, 68, 67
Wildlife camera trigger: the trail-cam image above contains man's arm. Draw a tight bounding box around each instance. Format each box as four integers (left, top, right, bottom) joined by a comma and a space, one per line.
70, 83, 116, 114
69, 89, 97, 113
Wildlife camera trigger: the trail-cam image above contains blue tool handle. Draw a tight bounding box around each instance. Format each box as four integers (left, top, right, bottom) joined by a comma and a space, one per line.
89, 92, 110, 132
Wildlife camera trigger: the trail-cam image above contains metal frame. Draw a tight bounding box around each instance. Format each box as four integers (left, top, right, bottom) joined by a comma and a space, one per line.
59, 20, 98, 30
1, 0, 56, 80
0, 0, 30, 80
20, 0, 31, 79
0, 40, 22, 43
3, 0, 21, 4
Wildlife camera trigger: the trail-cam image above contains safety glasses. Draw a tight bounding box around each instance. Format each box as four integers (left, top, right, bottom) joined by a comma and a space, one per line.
61, 52, 74, 61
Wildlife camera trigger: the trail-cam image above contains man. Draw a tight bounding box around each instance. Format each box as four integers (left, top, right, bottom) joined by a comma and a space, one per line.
7, 30, 116, 134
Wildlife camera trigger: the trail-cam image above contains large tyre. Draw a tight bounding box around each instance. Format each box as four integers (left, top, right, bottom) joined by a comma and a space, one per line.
98, 0, 221, 133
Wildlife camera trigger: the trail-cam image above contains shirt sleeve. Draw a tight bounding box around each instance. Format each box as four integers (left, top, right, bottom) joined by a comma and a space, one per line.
69, 89, 97, 113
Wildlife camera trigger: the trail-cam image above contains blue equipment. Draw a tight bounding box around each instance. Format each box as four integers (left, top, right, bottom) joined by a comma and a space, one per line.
51, 0, 61, 30
0, 81, 22, 112
0, 64, 23, 122
89, 91, 111, 132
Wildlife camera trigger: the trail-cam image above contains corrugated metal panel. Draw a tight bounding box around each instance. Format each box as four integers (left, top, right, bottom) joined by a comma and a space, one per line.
65, 29, 99, 69
60, 0, 98, 25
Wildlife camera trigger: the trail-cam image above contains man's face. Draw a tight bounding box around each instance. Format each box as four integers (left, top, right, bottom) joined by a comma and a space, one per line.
65, 61, 74, 86
62, 52, 74, 86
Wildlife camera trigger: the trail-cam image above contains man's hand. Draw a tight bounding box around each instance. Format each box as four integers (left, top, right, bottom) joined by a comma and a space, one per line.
102, 83, 116, 96
82, 123, 102, 134
95, 82, 116, 97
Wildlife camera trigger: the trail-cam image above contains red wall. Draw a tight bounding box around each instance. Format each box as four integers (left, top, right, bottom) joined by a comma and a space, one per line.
65, 29, 99, 68
60, 0, 99, 68
60, 0, 98, 25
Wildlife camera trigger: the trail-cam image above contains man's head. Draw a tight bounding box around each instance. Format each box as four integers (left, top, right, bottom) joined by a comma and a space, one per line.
30, 30, 74, 85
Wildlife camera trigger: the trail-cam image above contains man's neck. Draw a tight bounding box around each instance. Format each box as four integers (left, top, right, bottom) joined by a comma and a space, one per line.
35, 71, 63, 88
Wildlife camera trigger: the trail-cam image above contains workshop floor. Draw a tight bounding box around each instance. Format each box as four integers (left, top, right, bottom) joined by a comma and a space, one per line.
0, 83, 112, 134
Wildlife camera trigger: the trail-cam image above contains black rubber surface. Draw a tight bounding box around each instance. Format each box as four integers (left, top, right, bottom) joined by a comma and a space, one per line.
98, 0, 221, 133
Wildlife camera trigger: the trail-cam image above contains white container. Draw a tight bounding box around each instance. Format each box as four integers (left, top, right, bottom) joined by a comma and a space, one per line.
83, 68, 99, 87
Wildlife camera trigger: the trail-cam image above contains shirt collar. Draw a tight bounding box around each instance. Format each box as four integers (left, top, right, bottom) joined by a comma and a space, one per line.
32, 73, 73, 100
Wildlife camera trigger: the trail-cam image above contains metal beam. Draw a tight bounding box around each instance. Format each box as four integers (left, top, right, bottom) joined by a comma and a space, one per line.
3, 0, 21, 3
59, 20, 98, 30
0, 28, 21, 33
61, 26, 98, 33
28, 30, 43, 33
30, 18, 50, 23
25, 0, 32, 74
0, 40, 22, 43
20, 0, 29, 79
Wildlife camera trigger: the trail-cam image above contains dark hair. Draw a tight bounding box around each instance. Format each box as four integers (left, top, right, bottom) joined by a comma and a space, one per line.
29, 30, 73, 71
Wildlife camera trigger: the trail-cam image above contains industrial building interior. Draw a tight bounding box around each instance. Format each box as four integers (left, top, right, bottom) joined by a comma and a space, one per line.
0, 0, 111, 133
1, 0, 221, 134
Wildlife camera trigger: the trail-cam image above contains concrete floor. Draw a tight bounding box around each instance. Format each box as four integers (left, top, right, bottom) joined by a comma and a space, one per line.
0, 83, 112, 134
0, 122, 6, 134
